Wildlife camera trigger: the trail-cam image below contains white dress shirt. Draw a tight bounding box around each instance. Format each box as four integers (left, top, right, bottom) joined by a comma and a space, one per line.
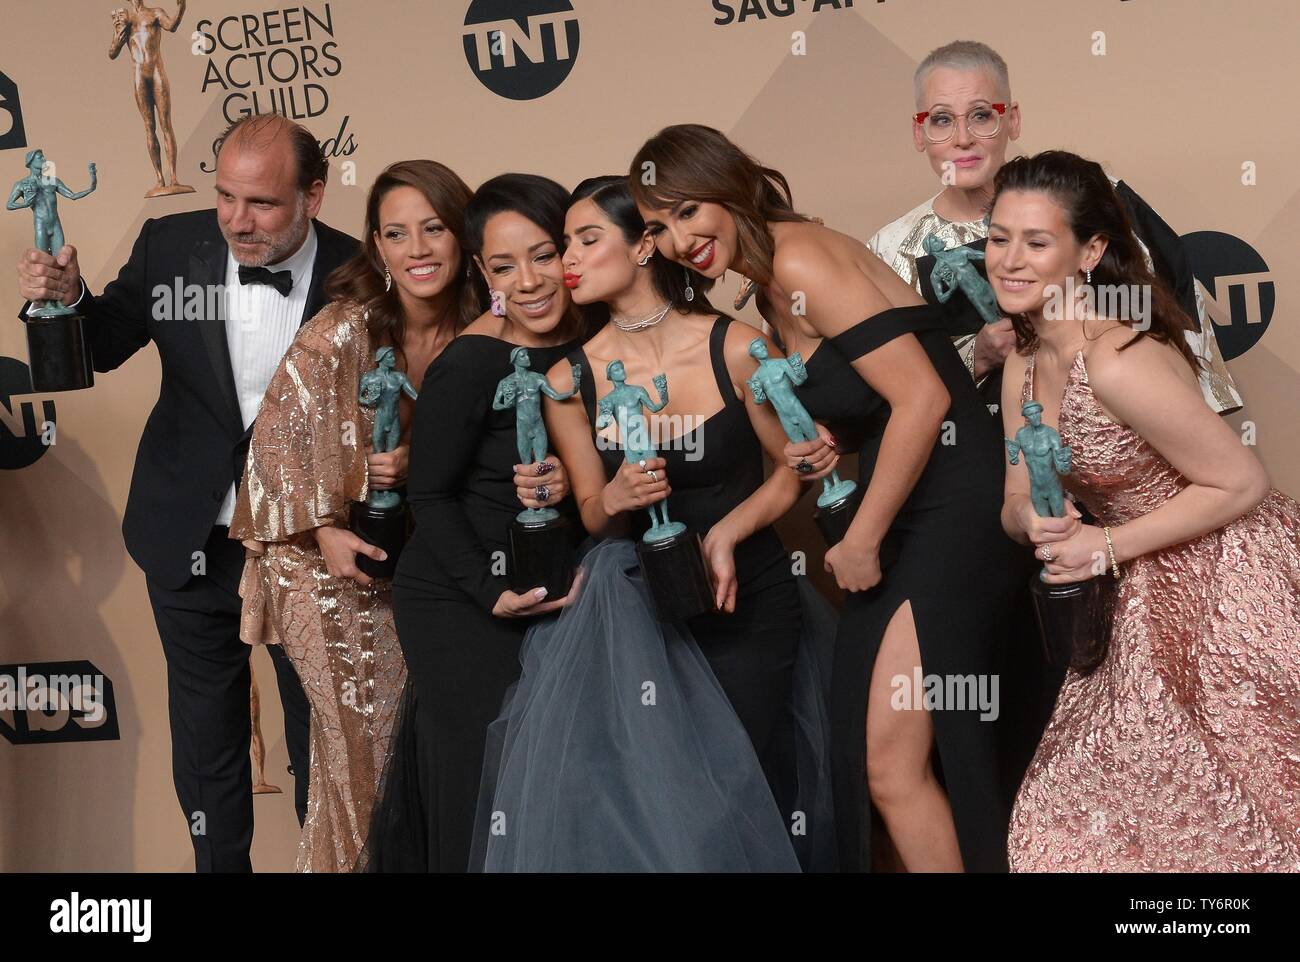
214, 224, 318, 525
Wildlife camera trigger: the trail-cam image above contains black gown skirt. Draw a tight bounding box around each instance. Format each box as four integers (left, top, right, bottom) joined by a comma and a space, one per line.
468, 538, 839, 871
570, 317, 807, 813
794, 304, 1030, 872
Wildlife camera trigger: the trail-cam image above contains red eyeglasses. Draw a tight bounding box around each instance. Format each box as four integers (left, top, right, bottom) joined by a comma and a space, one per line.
913, 103, 1008, 143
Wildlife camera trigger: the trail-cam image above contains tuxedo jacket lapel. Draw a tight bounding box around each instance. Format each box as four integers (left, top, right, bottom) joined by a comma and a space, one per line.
299, 218, 353, 327
190, 233, 243, 435
300, 247, 328, 328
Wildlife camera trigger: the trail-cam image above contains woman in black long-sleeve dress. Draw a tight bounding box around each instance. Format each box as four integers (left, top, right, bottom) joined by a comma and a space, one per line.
631, 125, 1027, 872
365, 174, 587, 872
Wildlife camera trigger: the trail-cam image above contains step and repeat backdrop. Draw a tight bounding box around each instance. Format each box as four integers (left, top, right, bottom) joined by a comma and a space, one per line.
1, 0, 1295, 870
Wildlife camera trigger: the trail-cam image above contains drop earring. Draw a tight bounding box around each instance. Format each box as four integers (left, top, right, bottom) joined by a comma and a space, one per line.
684, 267, 695, 303
1085, 267, 1093, 284
384, 267, 392, 292
491, 289, 507, 317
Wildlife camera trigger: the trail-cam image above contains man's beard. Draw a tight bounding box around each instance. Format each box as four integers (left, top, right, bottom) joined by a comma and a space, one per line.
223, 193, 308, 267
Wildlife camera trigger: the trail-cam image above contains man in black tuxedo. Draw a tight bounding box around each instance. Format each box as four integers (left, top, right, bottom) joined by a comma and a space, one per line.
15, 113, 359, 871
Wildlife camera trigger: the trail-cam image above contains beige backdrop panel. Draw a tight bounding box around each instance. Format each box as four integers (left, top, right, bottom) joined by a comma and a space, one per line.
1, 0, 1295, 870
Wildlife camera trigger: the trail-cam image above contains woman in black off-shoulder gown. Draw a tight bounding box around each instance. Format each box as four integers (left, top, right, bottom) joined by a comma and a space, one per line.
630, 124, 1028, 872
795, 305, 1026, 872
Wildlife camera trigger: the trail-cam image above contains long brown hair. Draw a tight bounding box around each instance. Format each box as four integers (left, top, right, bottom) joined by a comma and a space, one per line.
991, 151, 1199, 372
325, 160, 485, 370
628, 124, 810, 287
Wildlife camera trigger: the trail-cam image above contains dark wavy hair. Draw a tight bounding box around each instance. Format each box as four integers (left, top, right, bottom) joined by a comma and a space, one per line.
570, 175, 716, 317
991, 150, 1199, 371
465, 173, 587, 343
628, 124, 810, 287
325, 160, 484, 371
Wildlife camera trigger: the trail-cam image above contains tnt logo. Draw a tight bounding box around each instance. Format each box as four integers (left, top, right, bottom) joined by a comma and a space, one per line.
463, 0, 580, 101
0, 70, 27, 151
0, 661, 120, 745
0, 356, 57, 470
1182, 231, 1274, 361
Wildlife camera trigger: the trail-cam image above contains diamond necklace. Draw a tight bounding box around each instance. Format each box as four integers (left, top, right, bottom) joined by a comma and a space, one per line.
611, 302, 671, 333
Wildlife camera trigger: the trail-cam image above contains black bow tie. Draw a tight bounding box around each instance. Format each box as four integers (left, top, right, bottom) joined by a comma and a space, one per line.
238, 265, 294, 296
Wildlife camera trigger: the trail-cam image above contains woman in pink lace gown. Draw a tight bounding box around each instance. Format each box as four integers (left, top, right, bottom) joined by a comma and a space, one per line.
986, 151, 1300, 871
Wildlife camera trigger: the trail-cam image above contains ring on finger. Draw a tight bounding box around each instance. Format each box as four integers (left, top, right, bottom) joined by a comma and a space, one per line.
1040, 544, 1053, 562
536, 484, 551, 503
796, 458, 814, 475
646, 469, 659, 483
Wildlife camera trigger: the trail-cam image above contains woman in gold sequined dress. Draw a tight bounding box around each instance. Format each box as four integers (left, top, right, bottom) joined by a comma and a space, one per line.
988, 151, 1300, 871
230, 161, 485, 871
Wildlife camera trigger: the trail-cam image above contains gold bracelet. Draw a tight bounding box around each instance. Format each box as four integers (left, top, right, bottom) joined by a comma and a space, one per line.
1103, 526, 1121, 578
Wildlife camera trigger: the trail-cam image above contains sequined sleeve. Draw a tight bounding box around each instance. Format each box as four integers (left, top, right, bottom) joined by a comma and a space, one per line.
229, 302, 373, 646
230, 301, 372, 545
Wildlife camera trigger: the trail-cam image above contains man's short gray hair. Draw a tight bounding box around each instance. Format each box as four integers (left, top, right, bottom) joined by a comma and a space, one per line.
914, 40, 1011, 109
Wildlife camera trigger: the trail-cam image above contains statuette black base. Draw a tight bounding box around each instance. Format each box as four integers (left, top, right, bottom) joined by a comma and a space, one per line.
814, 486, 864, 546
1030, 574, 1113, 674
509, 513, 576, 599
25, 311, 93, 392
349, 501, 408, 580
636, 530, 713, 623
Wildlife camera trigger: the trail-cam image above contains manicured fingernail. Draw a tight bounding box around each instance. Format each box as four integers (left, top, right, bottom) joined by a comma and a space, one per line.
535, 587, 548, 599
378, 551, 388, 560
826, 434, 838, 447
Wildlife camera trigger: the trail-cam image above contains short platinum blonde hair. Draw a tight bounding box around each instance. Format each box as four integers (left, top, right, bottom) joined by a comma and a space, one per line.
914, 40, 1011, 109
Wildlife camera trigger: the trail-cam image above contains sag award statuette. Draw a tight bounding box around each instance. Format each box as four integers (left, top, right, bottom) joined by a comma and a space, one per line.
109, 2, 195, 198
7, 150, 98, 392
746, 337, 862, 545
924, 233, 1002, 326
1007, 400, 1111, 672
598, 360, 713, 622
494, 347, 582, 598
350, 346, 418, 579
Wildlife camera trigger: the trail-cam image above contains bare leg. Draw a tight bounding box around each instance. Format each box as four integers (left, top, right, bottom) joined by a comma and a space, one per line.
250, 663, 282, 794
865, 600, 964, 872
383, 420, 401, 453
133, 73, 165, 189
153, 66, 181, 186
